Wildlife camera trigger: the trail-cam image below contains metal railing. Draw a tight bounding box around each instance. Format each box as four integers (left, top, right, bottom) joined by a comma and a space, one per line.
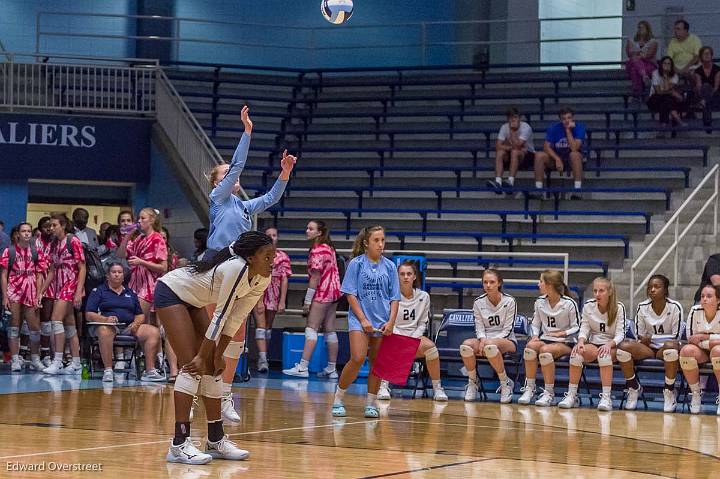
1, 52, 157, 113
283, 248, 570, 286
155, 68, 252, 212
34, 10, 720, 68
630, 165, 719, 312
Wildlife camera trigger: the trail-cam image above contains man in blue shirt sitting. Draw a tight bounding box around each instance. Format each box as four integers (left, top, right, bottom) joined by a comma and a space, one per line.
534, 106, 586, 199
85, 262, 164, 383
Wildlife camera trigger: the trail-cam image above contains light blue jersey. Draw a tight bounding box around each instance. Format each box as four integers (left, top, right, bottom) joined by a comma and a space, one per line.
341, 254, 401, 332
207, 133, 288, 250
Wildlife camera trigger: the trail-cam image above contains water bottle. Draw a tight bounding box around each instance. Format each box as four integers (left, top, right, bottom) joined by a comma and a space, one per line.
81, 359, 90, 380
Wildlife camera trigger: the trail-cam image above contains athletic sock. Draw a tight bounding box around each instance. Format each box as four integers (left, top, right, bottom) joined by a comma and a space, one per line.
545, 384, 555, 394
326, 362, 336, 371
602, 386, 612, 395
432, 379, 442, 390
222, 382, 232, 396
507, 176, 515, 186
495, 176, 502, 185
574, 181, 582, 189
71, 357, 81, 367
498, 370, 509, 382
535, 181, 543, 190
299, 358, 309, 370
173, 421, 190, 446
664, 376, 675, 391
526, 378, 536, 389
207, 419, 224, 443
690, 382, 701, 393
626, 375, 640, 390
54, 352, 63, 362
568, 384, 578, 395
258, 351, 267, 361
334, 386, 346, 404
467, 369, 477, 381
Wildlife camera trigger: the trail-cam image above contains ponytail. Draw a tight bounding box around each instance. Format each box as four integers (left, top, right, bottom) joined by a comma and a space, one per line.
351, 225, 384, 258
189, 231, 273, 274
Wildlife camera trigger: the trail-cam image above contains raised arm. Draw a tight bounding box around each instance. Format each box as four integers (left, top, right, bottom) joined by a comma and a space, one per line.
209, 106, 254, 203
244, 150, 297, 216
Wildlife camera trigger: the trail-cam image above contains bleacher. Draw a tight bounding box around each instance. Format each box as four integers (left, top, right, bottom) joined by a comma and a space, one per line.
164, 61, 716, 314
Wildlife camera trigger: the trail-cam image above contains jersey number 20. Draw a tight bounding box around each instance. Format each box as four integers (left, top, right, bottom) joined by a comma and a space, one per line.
488, 315, 501, 326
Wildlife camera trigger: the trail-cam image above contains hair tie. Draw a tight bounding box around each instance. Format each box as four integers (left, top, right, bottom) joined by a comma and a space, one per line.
228, 241, 237, 257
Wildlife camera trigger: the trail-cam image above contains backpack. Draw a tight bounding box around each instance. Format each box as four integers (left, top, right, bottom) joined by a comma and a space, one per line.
65, 234, 105, 292
7, 243, 39, 273
335, 252, 349, 311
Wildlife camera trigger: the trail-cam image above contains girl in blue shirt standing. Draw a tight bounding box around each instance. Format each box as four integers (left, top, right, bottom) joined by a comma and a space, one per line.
332, 226, 401, 418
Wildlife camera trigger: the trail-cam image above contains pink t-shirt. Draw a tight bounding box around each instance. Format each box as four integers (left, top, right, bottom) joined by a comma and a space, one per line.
0, 244, 49, 307
126, 231, 167, 303
307, 243, 341, 303
263, 249, 292, 310
50, 235, 85, 302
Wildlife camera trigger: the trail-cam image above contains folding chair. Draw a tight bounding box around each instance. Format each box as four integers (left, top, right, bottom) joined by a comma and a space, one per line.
85, 322, 140, 379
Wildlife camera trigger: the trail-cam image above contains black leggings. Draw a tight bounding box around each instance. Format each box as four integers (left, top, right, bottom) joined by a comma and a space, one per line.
647, 94, 682, 124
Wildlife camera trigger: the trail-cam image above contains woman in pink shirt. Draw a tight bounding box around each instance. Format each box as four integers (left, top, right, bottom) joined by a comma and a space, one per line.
283, 220, 342, 379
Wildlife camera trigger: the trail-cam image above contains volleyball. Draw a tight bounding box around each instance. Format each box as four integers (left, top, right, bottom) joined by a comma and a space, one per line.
321, 0, 353, 24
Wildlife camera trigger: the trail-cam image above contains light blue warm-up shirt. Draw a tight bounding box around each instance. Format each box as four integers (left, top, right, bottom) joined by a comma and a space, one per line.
341, 254, 401, 328
207, 133, 288, 250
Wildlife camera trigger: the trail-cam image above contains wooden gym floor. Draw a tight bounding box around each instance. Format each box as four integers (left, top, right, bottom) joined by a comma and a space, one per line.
0, 374, 719, 478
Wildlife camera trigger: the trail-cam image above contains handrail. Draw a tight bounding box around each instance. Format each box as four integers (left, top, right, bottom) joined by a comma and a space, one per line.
281, 247, 569, 284
630, 165, 720, 312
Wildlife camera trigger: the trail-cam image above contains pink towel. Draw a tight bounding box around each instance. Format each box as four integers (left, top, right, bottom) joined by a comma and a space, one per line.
371, 334, 421, 385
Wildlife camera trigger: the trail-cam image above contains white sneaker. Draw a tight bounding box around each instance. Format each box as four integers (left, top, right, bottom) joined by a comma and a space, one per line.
11, 358, 23, 372
102, 369, 114, 382
464, 379, 478, 402
41, 356, 52, 368
257, 358, 269, 373
317, 366, 338, 379
29, 357, 44, 371
221, 394, 241, 423
597, 392, 613, 411
189, 396, 199, 421
689, 390, 703, 414
534, 388, 555, 407
282, 363, 309, 378
141, 369, 166, 382
206, 435, 249, 460
377, 381, 392, 400
166, 438, 212, 465
624, 385, 642, 410
663, 389, 677, 413
43, 360, 64, 375
558, 391, 579, 409
114, 360, 127, 370
433, 387, 448, 402
62, 362, 82, 375
497, 378, 514, 404
517, 380, 536, 404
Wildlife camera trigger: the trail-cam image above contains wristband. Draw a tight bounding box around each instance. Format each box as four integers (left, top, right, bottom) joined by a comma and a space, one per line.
303, 288, 316, 305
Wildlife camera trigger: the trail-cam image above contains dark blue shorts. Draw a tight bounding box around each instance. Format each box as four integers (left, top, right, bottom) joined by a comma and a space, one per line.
154, 281, 193, 310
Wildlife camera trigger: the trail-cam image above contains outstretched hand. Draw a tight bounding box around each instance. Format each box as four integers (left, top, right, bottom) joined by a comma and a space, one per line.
279, 149, 297, 179
241, 105, 253, 134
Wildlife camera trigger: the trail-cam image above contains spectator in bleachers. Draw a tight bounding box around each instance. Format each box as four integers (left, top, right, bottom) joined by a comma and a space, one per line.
626, 20, 658, 99
192, 227, 208, 262
116, 210, 135, 247
693, 46, 720, 128
647, 56, 686, 136
666, 19, 701, 81
161, 227, 181, 272
85, 262, 164, 383
560, 277, 626, 412
694, 253, 720, 303
35, 216, 54, 367
460, 269, 517, 404
617, 275, 683, 412
0, 221, 10, 254
72, 207, 99, 250
679, 284, 720, 415
98, 222, 112, 245
488, 107, 546, 194
536, 107, 585, 198
518, 270, 579, 407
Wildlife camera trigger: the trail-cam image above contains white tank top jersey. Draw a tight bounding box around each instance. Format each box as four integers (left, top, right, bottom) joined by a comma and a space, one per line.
579, 299, 627, 345
158, 256, 271, 341
685, 305, 720, 339
393, 289, 431, 338
530, 294, 580, 343
472, 292, 517, 342
634, 299, 683, 349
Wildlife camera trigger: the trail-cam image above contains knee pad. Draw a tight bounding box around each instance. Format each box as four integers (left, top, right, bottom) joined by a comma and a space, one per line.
483, 344, 499, 358
569, 355, 584, 367
41, 322, 52, 337
20, 322, 30, 335
616, 349, 633, 363
539, 352, 555, 366
224, 340, 245, 360
64, 325, 77, 339
51, 321, 64, 334
325, 331, 338, 344
712, 356, 720, 371
7, 327, 19, 339
662, 349, 679, 362
304, 327, 318, 342
29, 331, 41, 344
424, 346, 439, 362
174, 371, 201, 397
265, 329, 272, 341
523, 348, 537, 361
255, 328, 267, 340
459, 344, 475, 358
680, 356, 698, 371
597, 354, 613, 367
199, 375, 223, 399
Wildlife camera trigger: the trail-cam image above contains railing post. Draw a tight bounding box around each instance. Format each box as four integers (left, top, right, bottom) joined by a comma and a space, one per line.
673, 220, 679, 288
563, 253, 569, 285
8, 56, 13, 112
630, 267, 634, 314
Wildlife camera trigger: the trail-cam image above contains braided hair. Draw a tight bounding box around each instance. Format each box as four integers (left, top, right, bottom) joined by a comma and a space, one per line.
189, 231, 273, 274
